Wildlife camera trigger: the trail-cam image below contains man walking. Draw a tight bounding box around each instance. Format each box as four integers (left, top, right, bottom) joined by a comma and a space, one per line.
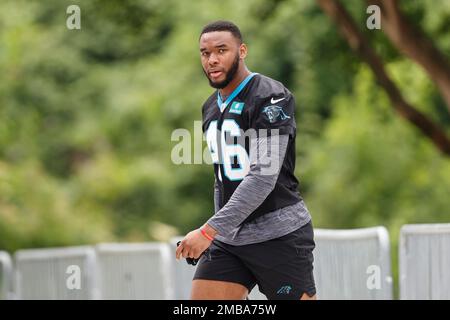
176, 20, 316, 300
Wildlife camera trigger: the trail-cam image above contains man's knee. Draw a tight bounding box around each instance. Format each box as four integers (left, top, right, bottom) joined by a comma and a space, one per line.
191, 279, 249, 300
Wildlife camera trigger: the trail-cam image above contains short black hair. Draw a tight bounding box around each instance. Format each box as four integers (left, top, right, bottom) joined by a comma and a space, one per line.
200, 20, 243, 43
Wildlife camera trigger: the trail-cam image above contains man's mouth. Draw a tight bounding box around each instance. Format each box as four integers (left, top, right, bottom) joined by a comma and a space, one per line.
208, 70, 224, 79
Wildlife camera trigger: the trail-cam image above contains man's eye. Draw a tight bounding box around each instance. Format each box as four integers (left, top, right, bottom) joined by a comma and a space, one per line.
219, 49, 226, 53
201, 52, 209, 57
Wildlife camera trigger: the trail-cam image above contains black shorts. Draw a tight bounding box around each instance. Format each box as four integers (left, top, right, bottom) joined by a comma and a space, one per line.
193, 220, 316, 300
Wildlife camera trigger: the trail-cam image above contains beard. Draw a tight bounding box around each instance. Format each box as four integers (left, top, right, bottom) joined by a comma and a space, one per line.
204, 54, 240, 89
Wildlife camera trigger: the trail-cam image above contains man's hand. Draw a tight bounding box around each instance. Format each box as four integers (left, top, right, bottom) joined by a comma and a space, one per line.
175, 228, 212, 261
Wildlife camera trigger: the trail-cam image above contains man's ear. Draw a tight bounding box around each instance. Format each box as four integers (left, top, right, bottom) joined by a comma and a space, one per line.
239, 43, 247, 60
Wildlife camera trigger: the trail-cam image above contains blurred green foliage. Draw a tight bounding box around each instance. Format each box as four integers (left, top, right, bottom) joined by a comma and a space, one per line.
0, 0, 449, 294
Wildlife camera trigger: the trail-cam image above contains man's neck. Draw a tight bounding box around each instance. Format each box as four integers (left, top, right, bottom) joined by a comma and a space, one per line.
219, 67, 251, 97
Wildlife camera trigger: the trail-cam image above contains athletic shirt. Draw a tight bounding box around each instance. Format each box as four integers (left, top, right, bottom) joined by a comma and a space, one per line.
202, 73, 303, 224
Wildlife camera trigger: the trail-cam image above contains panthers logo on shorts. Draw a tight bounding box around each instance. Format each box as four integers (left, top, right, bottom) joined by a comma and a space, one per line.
262, 105, 291, 123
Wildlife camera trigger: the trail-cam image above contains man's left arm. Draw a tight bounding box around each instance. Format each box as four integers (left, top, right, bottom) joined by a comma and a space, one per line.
205, 134, 288, 237
176, 134, 288, 260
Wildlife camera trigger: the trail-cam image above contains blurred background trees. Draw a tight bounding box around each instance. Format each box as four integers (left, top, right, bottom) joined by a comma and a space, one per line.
0, 0, 449, 293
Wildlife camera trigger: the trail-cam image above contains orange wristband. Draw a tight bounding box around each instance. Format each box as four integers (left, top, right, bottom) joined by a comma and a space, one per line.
200, 228, 214, 241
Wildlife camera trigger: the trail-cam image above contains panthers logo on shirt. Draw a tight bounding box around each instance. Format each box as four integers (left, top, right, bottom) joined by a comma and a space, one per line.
262, 105, 291, 123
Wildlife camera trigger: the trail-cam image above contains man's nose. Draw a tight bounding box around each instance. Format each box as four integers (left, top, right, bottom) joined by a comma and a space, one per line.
208, 53, 219, 65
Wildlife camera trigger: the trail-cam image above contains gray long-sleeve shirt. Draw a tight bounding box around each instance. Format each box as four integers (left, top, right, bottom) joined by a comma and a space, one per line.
206, 135, 311, 246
